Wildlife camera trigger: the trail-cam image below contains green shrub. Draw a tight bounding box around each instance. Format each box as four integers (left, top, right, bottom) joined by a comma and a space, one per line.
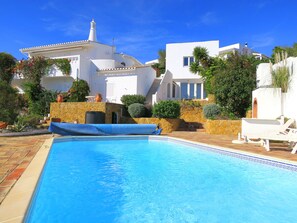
68, 80, 90, 102
10, 120, 26, 132
53, 58, 71, 75
0, 52, 16, 84
179, 100, 201, 108
24, 82, 57, 116
152, 100, 180, 118
128, 103, 146, 118
16, 56, 49, 85
17, 114, 42, 127
203, 103, 221, 119
0, 80, 19, 124
121, 94, 146, 108
220, 108, 238, 120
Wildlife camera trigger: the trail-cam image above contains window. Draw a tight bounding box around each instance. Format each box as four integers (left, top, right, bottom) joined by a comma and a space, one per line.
183, 56, 194, 66
183, 57, 188, 66
189, 83, 194, 98
172, 83, 176, 98
181, 83, 188, 99
196, 83, 201, 99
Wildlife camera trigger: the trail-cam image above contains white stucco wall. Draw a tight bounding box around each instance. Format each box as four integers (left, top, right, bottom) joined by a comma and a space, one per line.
255, 57, 297, 121
252, 88, 282, 119
281, 58, 297, 120
113, 53, 141, 67
136, 66, 156, 96
152, 70, 173, 104
41, 76, 74, 92
105, 74, 137, 103
256, 63, 271, 87
92, 59, 115, 70
166, 41, 219, 79
93, 66, 155, 104
219, 43, 241, 53
29, 48, 85, 80
219, 43, 252, 56
94, 72, 138, 103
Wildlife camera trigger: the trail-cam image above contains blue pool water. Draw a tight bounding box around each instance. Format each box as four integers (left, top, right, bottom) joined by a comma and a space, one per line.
25, 137, 297, 222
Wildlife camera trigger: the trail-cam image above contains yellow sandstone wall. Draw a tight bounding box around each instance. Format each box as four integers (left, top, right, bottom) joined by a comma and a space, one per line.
205, 120, 241, 136
50, 102, 124, 124
121, 117, 181, 134
180, 107, 206, 124
246, 110, 252, 118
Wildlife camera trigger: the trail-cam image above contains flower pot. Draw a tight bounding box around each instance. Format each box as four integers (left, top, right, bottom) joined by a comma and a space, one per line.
95, 93, 102, 102
0, 121, 8, 129
57, 94, 63, 103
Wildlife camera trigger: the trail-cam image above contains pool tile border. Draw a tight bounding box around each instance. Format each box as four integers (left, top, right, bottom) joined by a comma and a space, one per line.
153, 136, 297, 172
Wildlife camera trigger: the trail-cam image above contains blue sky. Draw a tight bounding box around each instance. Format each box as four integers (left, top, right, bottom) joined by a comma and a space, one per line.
0, 0, 296, 63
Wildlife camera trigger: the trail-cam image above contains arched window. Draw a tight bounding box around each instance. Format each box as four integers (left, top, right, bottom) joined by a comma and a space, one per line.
252, 98, 258, 118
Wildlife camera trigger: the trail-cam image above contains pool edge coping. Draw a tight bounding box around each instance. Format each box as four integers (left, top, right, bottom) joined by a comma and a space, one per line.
0, 137, 53, 223
1, 135, 297, 222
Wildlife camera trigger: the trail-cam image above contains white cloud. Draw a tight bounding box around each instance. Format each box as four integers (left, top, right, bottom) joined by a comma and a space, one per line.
200, 11, 218, 25
43, 17, 89, 37
251, 33, 275, 48
41, 1, 58, 11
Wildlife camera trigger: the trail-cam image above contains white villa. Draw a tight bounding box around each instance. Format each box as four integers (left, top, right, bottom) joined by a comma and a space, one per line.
150, 41, 264, 104
12, 19, 265, 105
13, 20, 156, 104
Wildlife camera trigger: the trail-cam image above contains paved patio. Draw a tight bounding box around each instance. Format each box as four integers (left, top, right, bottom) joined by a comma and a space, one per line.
0, 134, 52, 204
1, 132, 297, 205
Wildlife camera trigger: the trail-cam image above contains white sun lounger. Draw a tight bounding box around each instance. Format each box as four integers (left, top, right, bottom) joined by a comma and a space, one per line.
240, 118, 295, 144
261, 126, 297, 154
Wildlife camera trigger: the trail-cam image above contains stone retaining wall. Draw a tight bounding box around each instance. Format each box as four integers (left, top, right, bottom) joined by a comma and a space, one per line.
50, 102, 124, 124
205, 119, 241, 135
121, 117, 181, 133
180, 107, 206, 124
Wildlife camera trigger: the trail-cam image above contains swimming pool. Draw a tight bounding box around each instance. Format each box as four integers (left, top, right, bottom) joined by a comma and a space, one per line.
25, 136, 297, 222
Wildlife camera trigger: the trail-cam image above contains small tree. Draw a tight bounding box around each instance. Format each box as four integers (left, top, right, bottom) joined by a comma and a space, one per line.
272, 43, 297, 63
152, 100, 180, 118
16, 56, 49, 85
67, 80, 90, 102
121, 94, 146, 108
151, 49, 166, 77
0, 52, 16, 84
189, 47, 223, 94
0, 80, 19, 123
213, 53, 258, 117
23, 82, 57, 116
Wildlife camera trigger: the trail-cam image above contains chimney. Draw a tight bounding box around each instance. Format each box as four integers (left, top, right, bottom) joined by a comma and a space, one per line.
88, 19, 97, 42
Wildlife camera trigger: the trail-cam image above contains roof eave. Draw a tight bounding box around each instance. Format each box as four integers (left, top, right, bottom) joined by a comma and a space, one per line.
20, 40, 92, 54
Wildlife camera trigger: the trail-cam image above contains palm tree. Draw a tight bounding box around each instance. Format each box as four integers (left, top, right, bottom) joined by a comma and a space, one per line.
189, 47, 210, 74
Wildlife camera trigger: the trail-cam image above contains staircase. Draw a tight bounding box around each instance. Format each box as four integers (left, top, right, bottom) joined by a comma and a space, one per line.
146, 79, 161, 106
177, 120, 205, 132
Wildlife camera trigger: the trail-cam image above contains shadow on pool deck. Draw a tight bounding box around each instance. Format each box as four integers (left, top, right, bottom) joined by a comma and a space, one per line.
1, 131, 297, 205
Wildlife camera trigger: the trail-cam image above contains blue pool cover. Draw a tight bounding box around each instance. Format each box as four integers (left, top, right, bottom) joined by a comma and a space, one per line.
48, 122, 162, 136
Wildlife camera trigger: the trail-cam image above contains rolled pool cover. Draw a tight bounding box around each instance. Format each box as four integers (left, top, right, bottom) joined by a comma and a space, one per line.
48, 122, 162, 136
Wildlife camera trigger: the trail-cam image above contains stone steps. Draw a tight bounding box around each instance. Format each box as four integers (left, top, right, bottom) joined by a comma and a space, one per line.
177, 121, 205, 132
